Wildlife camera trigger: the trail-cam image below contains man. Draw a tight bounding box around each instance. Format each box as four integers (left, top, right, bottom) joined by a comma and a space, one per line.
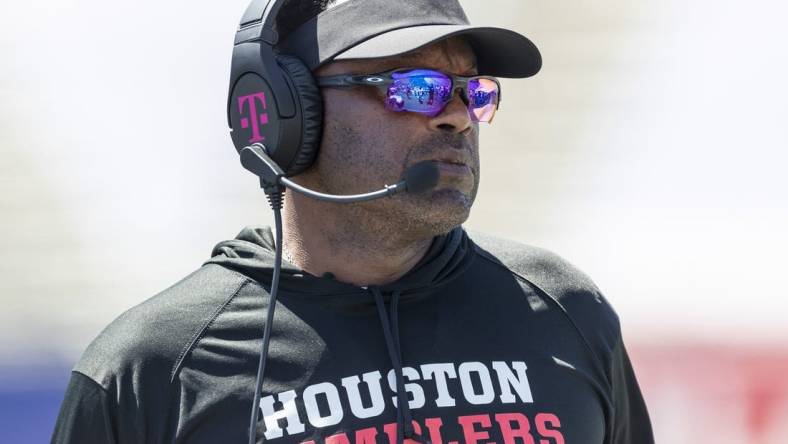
52, 0, 654, 443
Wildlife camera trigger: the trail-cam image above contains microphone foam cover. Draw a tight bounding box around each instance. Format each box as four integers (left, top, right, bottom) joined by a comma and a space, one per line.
404, 161, 440, 194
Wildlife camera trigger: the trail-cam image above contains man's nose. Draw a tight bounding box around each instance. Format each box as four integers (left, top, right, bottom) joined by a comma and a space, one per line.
427, 92, 473, 134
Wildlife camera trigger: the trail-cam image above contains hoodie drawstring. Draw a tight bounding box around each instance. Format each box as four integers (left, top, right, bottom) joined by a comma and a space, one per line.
370, 287, 430, 444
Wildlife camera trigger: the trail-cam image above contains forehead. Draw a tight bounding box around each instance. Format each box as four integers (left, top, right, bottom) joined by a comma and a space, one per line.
316, 36, 478, 76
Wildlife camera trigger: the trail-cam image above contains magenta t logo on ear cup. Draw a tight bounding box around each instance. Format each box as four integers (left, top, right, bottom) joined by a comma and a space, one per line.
229, 73, 283, 159
238, 92, 270, 143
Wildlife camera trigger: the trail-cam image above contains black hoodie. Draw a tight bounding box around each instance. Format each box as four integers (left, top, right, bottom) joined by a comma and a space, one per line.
52, 226, 653, 444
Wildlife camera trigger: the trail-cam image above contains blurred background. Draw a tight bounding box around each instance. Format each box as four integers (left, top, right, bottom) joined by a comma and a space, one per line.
1, 0, 787, 442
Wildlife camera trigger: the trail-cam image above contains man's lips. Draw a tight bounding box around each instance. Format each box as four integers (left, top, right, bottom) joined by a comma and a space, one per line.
430, 153, 474, 174
433, 160, 472, 175
411, 151, 474, 175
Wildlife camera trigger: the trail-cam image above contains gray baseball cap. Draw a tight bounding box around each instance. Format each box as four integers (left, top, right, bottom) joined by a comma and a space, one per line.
278, 0, 541, 78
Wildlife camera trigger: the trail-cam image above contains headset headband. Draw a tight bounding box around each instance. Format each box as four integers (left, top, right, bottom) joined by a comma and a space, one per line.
235, 0, 284, 46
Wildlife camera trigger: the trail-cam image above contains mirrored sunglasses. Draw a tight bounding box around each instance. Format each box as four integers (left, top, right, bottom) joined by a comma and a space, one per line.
316, 68, 501, 123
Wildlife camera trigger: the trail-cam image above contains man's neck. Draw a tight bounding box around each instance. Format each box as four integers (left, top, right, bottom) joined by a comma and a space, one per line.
281, 194, 433, 287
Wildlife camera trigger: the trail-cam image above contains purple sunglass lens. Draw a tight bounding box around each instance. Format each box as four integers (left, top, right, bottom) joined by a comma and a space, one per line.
386, 69, 453, 116
467, 78, 499, 123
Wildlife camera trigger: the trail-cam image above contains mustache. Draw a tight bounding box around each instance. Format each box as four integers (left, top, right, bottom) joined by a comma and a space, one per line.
407, 133, 478, 160
421, 133, 475, 150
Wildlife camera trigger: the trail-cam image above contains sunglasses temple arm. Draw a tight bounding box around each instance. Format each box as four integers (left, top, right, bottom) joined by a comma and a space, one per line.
315, 75, 380, 88
315, 76, 352, 88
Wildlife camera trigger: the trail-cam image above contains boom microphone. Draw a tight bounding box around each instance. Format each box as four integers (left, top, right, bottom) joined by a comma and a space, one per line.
240, 143, 440, 202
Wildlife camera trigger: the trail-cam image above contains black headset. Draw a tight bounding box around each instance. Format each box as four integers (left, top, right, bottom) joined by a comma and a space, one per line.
228, 0, 323, 177
228, 4, 326, 441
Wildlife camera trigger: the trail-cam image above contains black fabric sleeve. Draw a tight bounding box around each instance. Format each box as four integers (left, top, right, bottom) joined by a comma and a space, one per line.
610, 338, 655, 444
51, 371, 116, 444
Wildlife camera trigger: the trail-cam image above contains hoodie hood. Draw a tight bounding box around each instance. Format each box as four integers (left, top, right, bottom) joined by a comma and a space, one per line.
205, 225, 475, 304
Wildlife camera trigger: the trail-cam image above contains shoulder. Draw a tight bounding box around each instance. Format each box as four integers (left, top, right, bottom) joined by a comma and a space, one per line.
74, 264, 253, 390
467, 230, 622, 350
468, 230, 603, 299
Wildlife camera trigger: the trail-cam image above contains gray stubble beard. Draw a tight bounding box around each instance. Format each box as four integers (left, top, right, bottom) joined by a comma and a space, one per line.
312, 121, 480, 252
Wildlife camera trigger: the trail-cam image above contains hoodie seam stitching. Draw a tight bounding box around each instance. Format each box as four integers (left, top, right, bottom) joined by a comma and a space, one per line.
169, 278, 252, 383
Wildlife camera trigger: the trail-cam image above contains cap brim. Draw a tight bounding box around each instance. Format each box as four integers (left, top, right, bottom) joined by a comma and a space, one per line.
330, 25, 542, 79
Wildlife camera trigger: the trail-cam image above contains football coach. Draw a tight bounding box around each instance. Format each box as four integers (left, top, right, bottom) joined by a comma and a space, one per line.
52, 1, 654, 443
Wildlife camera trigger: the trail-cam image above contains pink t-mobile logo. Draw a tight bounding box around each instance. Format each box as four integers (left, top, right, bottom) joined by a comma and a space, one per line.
238, 92, 270, 143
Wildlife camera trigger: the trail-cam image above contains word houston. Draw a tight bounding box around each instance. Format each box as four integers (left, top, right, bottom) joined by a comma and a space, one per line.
260, 361, 535, 440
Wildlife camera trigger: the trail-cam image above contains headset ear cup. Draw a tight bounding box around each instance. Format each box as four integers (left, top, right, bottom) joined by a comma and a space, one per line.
276, 54, 323, 176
